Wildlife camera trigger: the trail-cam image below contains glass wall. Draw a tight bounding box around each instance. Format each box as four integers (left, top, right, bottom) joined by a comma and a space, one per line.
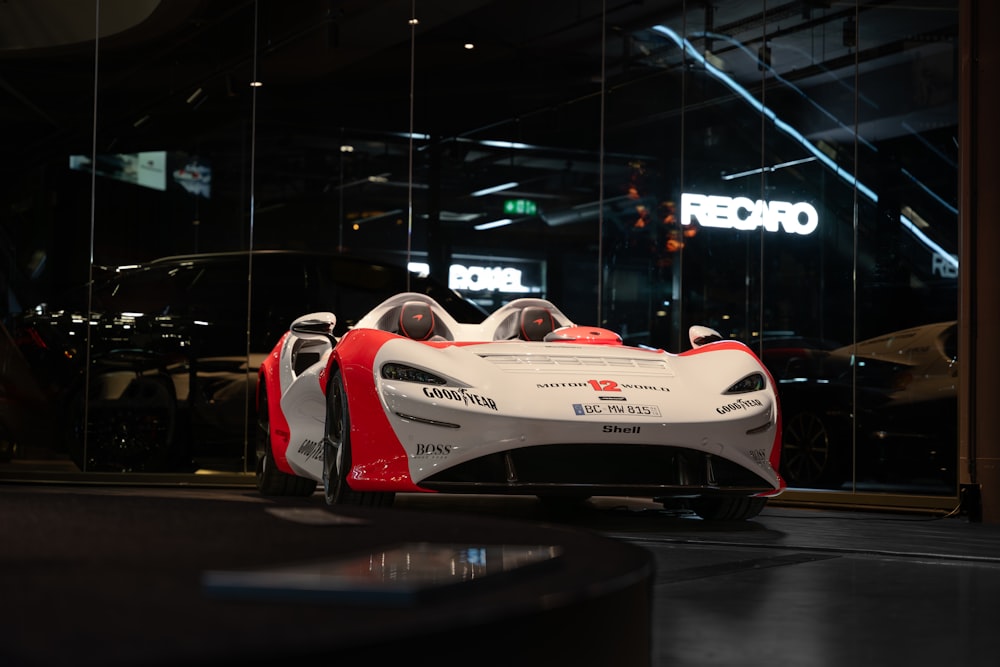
0, 1, 960, 505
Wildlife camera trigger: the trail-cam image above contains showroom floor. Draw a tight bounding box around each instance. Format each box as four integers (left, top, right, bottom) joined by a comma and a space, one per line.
613, 503, 1000, 667
396, 492, 1000, 666
2, 484, 999, 666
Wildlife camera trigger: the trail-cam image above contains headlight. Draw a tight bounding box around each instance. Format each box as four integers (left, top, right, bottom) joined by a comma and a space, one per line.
725, 372, 765, 394
381, 363, 447, 385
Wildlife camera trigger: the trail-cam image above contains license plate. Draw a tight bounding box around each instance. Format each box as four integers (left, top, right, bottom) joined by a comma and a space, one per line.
572, 403, 661, 417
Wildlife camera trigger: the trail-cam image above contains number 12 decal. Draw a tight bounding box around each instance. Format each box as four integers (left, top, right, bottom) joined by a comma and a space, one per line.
587, 379, 621, 392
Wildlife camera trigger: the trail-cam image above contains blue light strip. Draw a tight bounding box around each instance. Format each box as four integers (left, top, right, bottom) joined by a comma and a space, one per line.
902, 167, 958, 216
652, 24, 960, 269
652, 25, 878, 204
696, 31, 879, 154
901, 214, 958, 268
721, 156, 817, 181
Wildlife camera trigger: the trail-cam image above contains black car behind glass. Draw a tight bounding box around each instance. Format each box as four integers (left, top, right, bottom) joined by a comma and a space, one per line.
763, 323, 958, 493
10, 251, 485, 473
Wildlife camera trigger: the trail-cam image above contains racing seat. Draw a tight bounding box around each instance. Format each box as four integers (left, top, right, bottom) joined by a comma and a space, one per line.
519, 306, 556, 341
398, 300, 436, 340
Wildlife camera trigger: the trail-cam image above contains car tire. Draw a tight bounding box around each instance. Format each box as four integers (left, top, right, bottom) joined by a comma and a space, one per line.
322, 369, 394, 508
690, 496, 767, 521
781, 410, 845, 488
255, 388, 316, 497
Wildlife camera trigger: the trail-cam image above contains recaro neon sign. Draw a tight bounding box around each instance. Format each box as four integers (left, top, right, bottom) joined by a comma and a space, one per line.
681, 192, 819, 236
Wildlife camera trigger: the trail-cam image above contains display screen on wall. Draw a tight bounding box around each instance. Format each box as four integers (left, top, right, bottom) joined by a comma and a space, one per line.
69, 151, 211, 199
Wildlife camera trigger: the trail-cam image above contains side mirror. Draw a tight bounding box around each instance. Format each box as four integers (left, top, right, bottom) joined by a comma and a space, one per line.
290, 312, 337, 342
689, 325, 723, 349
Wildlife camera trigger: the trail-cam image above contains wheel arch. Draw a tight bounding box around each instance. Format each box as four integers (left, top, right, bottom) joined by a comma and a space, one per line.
257, 347, 295, 476
327, 331, 423, 493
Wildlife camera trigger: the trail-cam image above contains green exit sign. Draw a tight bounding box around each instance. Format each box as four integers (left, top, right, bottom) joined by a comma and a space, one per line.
503, 199, 537, 216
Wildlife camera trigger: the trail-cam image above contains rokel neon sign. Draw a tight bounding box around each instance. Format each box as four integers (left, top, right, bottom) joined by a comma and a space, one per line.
409, 261, 535, 293
449, 264, 530, 292
681, 192, 819, 236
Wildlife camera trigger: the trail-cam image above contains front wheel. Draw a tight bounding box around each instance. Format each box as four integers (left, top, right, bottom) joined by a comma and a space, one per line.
322, 369, 394, 508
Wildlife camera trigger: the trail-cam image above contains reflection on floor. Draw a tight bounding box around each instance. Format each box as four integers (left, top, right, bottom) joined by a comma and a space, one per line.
396, 494, 1000, 667
1, 485, 998, 666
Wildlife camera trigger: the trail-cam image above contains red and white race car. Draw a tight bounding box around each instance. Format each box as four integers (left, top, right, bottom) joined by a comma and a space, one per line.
255, 293, 784, 520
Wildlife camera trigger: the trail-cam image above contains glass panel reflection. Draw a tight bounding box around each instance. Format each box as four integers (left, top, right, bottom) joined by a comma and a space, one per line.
0, 0, 961, 503
851, 0, 959, 494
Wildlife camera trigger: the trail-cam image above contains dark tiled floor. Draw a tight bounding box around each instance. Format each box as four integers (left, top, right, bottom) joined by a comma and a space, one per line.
336, 492, 1000, 665
3, 485, 999, 666
612, 505, 1000, 667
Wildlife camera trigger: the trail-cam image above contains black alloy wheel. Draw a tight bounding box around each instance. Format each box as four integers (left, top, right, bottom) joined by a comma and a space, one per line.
322, 369, 394, 508
781, 411, 843, 488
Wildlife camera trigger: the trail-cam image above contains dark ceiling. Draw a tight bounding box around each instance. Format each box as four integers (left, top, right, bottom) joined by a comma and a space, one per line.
0, 0, 960, 256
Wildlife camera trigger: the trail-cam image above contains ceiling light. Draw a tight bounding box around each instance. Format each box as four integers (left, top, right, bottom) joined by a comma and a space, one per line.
355, 208, 403, 225
901, 206, 929, 229
464, 42, 475, 50
474, 218, 513, 230
704, 51, 724, 70
434, 211, 484, 222
250, 81, 263, 87
470, 181, 518, 197
407, 262, 430, 276
721, 156, 817, 181
478, 140, 533, 150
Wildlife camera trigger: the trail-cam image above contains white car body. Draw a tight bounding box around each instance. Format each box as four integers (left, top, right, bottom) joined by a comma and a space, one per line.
257, 293, 784, 520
